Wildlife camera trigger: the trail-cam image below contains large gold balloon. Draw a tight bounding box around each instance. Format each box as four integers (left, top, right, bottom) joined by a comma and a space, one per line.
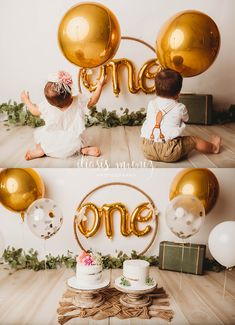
169, 168, 219, 214
156, 10, 220, 77
58, 2, 121, 68
0, 168, 45, 221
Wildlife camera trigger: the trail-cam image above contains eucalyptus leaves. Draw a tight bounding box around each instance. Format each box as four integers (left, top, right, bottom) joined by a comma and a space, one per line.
119, 276, 155, 287
85, 106, 146, 128
0, 101, 44, 128
2, 248, 158, 271
146, 277, 155, 286
1, 247, 224, 273
0, 101, 146, 129
1, 100, 235, 129
120, 276, 131, 287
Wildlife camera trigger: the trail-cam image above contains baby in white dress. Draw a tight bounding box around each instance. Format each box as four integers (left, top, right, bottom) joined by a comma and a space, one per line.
21, 71, 105, 160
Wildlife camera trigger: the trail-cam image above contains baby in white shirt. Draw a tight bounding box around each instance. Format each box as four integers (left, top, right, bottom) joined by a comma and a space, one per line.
141, 69, 221, 162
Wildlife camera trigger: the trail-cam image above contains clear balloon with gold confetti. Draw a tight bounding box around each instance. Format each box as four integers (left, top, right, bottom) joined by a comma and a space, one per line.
165, 194, 205, 239
26, 198, 63, 240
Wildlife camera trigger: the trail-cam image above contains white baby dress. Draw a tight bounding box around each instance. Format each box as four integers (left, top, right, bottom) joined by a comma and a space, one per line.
34, 95, 89, 158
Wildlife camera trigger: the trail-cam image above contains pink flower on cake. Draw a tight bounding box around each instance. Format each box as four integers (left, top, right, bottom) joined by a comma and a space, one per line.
77, 250, 102, 266
77, 251, 95, 265
77, 251, 89, 263
83, 255, 94, 266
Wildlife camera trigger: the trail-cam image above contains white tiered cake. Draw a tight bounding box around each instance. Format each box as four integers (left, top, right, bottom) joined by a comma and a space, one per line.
76, 251, 103, 286
115, 259, 156, 290
123, 260, 150, 287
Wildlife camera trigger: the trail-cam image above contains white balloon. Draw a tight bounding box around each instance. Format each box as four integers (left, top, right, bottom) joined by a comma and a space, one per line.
208, 221, 235, 268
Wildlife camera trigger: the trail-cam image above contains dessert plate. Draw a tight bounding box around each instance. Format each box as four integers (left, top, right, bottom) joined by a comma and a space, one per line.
67, 276, 110, 291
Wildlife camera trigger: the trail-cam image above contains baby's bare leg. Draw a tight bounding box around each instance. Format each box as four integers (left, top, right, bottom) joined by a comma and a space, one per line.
192, 135, 221, 154
25, 143, 45, 160
81, 147, 101, 157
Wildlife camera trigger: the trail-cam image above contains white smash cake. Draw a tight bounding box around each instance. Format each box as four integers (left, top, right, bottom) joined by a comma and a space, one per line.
118, 259, 155, 289
76, 251, 103, 286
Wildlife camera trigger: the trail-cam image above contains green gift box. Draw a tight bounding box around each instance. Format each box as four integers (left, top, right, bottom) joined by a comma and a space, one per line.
179, 93, 213, 125
159, 241, 206, 275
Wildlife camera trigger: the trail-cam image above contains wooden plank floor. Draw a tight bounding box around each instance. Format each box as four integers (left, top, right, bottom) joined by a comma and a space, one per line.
0, 123, 235, 168
0, 266, 234, 325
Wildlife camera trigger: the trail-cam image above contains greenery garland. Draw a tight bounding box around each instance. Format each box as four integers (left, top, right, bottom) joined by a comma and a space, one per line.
1, 247, 224, 273
0, 101, 45, 128
85, 106, 146, 128
0, 101, 146, 129
1, 100, 235, 129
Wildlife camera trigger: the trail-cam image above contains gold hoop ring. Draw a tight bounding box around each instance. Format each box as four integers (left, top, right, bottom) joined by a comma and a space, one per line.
74, 182, 158, 256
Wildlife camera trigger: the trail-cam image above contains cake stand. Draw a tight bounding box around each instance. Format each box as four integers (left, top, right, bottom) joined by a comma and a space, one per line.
67, 276, 110, 308
114, 276, 157, 308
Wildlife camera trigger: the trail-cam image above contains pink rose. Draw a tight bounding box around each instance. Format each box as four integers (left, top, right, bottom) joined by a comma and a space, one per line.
77, 251, 89, 263
77, 251, 95, 265
83, 255, 94, 266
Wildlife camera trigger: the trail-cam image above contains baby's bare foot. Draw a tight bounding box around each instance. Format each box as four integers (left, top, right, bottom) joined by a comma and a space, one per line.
81, 147, 101, 157
211, 135, 221, 154
25, 148, 45, 160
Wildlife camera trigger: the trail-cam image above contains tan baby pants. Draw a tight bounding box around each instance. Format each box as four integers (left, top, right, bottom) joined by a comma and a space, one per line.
142, 136, 195, 162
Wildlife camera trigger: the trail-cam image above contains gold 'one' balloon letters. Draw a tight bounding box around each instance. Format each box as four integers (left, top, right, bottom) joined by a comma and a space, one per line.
80, 58, 161, 97
75, 202, 153, 238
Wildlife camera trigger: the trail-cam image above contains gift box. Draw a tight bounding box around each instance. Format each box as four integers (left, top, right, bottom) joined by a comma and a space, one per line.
179, 94, 213, 125
159, 241, 206, 275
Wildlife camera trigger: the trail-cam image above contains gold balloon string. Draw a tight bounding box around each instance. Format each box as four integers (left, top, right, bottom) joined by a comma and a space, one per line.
74, 182, 158, 256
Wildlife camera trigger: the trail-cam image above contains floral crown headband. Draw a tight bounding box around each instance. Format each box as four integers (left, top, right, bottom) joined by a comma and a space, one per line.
47, 71, 73, 95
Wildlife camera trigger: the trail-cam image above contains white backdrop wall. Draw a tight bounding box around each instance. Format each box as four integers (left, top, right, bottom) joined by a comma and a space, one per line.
0, 168, 234, 258
0, 0, 234, 110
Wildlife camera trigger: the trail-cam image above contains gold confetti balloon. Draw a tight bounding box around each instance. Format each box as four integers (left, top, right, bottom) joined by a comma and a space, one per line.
156, 10, 220, 77
166, 195, 205, 239
58, 2, 121, 68
0, 168, 45, 221
169, 168, 219, 214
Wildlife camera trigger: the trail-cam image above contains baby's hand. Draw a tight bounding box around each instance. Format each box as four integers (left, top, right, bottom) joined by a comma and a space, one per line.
97, 74, 107, 87
21, 91, 30, 104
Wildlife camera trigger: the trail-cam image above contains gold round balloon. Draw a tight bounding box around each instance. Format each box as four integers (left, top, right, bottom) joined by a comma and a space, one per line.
58, 2, 121, 68
156, 10, 220, 77
0, 168, 45, 221
169, 168, 219, 214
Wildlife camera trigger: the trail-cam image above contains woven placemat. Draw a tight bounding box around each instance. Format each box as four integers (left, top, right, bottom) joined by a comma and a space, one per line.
57, 286, 174, 324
